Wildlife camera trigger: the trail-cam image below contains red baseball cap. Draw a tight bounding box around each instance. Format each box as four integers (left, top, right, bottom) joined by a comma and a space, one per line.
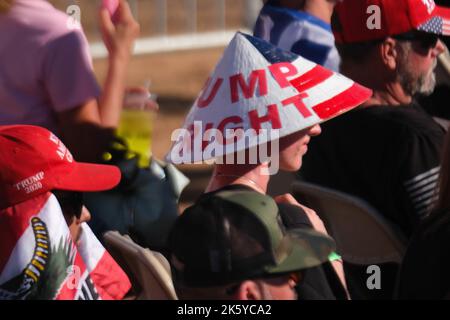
0, 125, 121, 209
333, 0, 450, 43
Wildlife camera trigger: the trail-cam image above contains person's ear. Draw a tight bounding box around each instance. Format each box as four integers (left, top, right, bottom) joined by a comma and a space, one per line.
235, 280, 263, 300
379, 38, 398, 71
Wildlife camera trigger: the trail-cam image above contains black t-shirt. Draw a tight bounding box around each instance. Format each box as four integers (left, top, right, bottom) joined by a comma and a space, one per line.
301, 103, 445, 237
201, 184, 348, 300
419, 85, 450, 120
397, 208, 450, 299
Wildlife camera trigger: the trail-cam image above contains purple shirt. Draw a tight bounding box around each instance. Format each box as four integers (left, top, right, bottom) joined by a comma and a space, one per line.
0, 0, 100, 132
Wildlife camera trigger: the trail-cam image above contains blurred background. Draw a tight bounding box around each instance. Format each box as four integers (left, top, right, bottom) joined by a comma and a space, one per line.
48, 0, 263, 205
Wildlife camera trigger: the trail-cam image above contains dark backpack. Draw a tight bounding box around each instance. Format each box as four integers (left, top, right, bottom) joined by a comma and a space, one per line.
84, 138, 189, 251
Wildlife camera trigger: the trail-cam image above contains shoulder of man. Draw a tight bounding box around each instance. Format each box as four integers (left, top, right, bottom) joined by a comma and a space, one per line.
367, 103, 444, 135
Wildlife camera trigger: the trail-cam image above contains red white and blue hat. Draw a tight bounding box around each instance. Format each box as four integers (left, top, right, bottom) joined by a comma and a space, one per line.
334, 0, 450, 44
166, 32, 372, 164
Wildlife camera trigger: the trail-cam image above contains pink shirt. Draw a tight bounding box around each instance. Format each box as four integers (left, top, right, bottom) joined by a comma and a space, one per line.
0, 0, 100, 132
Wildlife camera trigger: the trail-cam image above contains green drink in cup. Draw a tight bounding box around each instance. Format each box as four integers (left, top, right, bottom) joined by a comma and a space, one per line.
116, 85, 159, 168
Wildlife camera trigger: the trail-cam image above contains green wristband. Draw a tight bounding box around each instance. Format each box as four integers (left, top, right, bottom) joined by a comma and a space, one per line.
328, 252, 342, 262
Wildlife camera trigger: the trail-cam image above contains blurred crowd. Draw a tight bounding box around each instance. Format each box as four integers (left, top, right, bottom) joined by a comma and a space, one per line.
1, 0, 450, 300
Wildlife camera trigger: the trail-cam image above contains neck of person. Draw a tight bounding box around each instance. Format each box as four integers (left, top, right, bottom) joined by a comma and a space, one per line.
363, 87, 413, 107
206, 163, 270, 194
342, 64, 413, 107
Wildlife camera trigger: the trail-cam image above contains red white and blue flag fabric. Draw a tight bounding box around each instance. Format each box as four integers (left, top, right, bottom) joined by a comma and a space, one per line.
0, 192, 131, 300
417, 1, 450, 36
253, 2, 341, 71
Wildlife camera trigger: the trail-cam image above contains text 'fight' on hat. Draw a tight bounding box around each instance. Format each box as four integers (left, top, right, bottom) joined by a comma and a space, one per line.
166, 32, 372, 164
0, 125, 121, 209
168, 190, 336, 287
333, 0, 450, 44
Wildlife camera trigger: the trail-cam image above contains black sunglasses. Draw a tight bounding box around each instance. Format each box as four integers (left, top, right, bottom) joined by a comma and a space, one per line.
53, 190, 83, 219
393, 31, 439, 50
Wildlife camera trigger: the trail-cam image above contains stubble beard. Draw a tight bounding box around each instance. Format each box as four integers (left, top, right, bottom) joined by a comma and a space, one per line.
397, 47, 438, 97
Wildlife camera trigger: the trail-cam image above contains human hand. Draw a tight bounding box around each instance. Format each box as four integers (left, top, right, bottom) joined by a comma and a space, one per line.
274, 193, 329, 235
99, 0, 140, 61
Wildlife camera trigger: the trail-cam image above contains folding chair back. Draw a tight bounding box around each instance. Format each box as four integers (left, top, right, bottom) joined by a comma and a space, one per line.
292, 181, 407, 265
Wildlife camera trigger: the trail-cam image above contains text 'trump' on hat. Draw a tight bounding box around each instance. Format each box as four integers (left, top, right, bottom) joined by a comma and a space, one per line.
0, 125, 121, 209
168, 190, 335, 287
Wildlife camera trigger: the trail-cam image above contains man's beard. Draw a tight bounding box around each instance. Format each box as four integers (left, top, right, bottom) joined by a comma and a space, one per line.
398, 56, 437, 97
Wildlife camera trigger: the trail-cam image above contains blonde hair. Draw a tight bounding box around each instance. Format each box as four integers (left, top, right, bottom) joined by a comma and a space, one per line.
0, 0, 14, 13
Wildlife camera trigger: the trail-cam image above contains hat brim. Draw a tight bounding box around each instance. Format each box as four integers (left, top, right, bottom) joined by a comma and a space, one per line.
417, 6, 450, 36
54, 162, 121, 192
265, 228, 336, 275
307, 82, 373, 121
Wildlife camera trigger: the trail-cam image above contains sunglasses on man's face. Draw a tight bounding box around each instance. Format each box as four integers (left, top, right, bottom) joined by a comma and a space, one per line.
53, 190, 84, 219
393, 31, 439, 50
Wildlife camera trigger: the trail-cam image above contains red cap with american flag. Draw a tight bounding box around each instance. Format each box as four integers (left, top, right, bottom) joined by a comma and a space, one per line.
333, 0, 450, 44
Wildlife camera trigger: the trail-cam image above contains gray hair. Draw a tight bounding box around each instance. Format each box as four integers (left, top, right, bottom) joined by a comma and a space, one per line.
396, 40, 437, 96
337, 39, 436, 96
335, 41, 381, 69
